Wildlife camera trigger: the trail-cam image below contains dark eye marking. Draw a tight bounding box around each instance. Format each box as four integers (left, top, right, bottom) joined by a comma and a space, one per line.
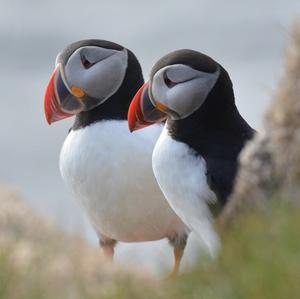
163, 72, 178, 88
80, 54, 96, 69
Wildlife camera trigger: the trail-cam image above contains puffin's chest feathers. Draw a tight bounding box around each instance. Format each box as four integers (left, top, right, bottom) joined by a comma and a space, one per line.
152, 128, 220, 253
59, 120, 185, 242
166, 118, 255, 206
152, 128, 217, 210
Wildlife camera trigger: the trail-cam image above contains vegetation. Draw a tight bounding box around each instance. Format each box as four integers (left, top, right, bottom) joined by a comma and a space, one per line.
1, 188, 299, 299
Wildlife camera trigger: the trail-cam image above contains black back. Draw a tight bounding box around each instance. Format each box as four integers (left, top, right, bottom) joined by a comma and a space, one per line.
57, 40, 144, 130
162, 53, 255, 205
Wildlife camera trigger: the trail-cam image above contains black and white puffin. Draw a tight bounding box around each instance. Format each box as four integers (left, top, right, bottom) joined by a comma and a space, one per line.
44, 40, 188, 273
128, 49, 255, 256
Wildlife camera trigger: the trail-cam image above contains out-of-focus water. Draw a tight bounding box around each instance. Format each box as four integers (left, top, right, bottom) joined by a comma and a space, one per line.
0, 0, 299, 274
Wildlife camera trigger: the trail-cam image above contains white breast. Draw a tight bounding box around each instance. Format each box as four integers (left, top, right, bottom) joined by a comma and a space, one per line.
152, 127, 220, 255
59, 120, 186, 242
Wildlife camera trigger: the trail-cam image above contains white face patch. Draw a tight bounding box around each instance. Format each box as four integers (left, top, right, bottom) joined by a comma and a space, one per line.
151, 64, 220, 120
64, 46, 128, 103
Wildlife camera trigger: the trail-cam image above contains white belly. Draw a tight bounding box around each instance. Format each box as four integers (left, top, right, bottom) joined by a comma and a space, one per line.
59, 120, 185, 242
152, 127, 220, 255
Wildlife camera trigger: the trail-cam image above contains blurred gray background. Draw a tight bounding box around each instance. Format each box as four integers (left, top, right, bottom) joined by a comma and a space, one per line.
1, 0, 300, 274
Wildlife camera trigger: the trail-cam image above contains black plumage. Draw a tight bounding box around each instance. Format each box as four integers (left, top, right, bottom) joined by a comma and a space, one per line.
153, 49, 255, 205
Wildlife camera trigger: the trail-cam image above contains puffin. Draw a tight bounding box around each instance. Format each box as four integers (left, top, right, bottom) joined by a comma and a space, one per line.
44, 40, 187, 274
128, 49, 255, 256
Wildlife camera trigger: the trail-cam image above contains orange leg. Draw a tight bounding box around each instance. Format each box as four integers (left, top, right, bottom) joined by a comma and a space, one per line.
172, 247, 184, 276
169, 234, 188, 277
99, 238, 116, 262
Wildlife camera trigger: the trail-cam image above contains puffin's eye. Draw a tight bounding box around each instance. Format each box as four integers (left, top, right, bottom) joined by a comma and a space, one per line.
81, 54, 95, 69
163, 72, 177, 88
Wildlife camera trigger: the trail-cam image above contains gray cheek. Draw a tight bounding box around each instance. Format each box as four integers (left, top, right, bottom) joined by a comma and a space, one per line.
167, 70, 220, 120
151, 65, 220, 120
64, 55, 83, 87
151, 75, 211, 119
65, 50, 128, 101
81, 54, 127, 100
151, 74, 170, 105
167, 78, 211, 119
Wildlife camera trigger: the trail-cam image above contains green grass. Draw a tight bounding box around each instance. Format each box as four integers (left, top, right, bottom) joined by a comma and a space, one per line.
1, 200, 300, 299
170, 201, 300, 299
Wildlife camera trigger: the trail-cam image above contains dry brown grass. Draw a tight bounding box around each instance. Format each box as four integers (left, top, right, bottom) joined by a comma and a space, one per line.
0, 185, 150, 299
1, 185, 300, 299
222, 24, 300, 223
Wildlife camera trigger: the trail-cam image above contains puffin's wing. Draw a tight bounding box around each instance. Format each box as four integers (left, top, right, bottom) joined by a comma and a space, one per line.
206, 157, 238, 206
171, 192, 220, 257
205, 125, 256, 206
152, 132, 221, 256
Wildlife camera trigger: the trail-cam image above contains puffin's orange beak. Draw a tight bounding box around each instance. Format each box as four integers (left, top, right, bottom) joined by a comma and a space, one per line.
128, 82, 166, 132
44, 64, 86, 125
44, 65, 73, 124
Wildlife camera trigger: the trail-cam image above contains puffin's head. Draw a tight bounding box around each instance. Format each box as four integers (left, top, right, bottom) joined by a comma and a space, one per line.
44, 39, 141, 124
128, 49, 232, 132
